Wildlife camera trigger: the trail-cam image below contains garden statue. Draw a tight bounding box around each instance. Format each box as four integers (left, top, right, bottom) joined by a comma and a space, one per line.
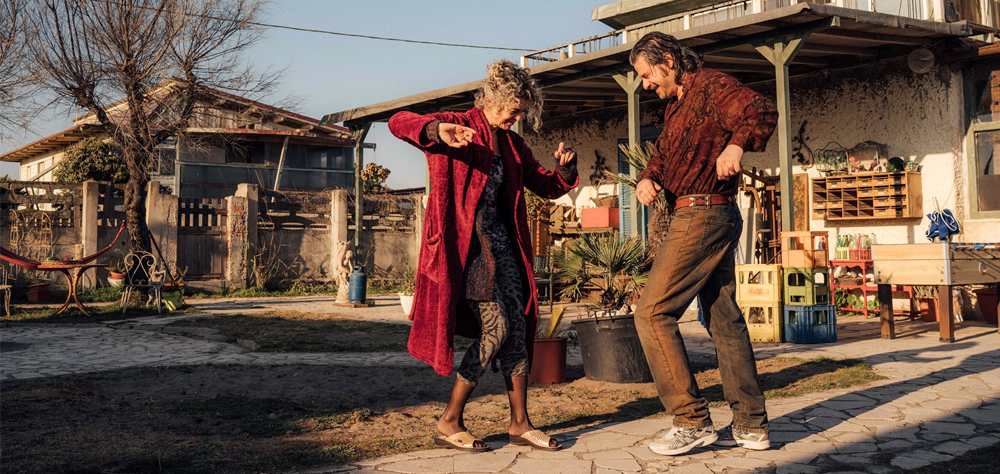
334, 241, 352, 304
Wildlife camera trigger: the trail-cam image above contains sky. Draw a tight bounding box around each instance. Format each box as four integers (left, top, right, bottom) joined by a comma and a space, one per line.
0, 0, 615, 189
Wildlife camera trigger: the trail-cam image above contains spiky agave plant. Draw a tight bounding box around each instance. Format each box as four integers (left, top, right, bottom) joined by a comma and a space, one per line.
570, 232, 648, 311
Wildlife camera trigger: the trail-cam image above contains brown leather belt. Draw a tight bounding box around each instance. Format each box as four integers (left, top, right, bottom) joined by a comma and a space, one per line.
674, 194, 736, 210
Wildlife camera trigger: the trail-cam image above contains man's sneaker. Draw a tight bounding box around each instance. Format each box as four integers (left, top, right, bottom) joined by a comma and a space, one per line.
716, 424, 771, 450
648, 426, 718, 456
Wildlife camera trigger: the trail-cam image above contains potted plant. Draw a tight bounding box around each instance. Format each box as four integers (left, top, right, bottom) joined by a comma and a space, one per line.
107, 259, 125, 286
528, 306, 568, 385
914, 286, 938, 322
398, 263, 415, 315
562, 232, 652, 383
161, 265, 187, 311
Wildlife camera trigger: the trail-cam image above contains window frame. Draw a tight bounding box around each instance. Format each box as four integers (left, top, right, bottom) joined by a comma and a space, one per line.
963, 64, 1000, 219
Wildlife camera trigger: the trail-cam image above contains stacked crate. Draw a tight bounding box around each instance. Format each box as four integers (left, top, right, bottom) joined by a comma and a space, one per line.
781, 231, 837, 343
735, 264, 783, 343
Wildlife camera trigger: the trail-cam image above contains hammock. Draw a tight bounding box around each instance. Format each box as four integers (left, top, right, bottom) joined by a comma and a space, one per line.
0, 223, 127, 270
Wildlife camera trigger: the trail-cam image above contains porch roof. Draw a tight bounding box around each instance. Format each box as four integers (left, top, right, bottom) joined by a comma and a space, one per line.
321, 2, 996, 129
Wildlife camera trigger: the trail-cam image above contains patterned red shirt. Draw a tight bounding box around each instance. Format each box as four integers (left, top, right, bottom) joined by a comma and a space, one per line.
637, 68, 777, 202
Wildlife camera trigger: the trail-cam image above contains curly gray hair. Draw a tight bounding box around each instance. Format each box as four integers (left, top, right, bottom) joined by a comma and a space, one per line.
474, 59, 544, 132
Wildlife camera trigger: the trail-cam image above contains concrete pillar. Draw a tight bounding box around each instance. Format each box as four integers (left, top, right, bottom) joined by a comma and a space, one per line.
226, 194, 249, 289
80, 180, 99, 290
331, 189, 349, 245
235, 183, 258, 254
145, 180, 178, 277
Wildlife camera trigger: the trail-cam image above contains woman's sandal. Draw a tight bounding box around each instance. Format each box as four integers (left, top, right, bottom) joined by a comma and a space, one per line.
434, 431, 491, 452
509, 429, 563, 451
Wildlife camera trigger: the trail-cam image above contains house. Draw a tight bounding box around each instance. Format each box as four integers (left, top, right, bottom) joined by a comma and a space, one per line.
1, 79, 357, 198
321, 0, 1000, 253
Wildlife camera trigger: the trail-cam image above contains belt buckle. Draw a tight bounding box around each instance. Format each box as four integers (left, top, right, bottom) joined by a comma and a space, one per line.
690, 194, 711, 206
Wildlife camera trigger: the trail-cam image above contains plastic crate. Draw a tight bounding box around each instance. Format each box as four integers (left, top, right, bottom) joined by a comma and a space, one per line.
783, 304, 837, 344
739, 300, 782, 343
781, 231, 830, 267
784, 267, 831, 305
736, 264, 783, 303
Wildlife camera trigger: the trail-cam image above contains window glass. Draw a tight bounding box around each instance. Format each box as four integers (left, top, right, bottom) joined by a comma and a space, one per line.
974, 130, 1000, 211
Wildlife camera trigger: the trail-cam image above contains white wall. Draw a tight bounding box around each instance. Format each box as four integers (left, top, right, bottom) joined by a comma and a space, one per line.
18, 150, 65, 182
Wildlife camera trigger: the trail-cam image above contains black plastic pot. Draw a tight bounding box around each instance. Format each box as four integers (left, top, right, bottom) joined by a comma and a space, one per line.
572, 313, 652, 383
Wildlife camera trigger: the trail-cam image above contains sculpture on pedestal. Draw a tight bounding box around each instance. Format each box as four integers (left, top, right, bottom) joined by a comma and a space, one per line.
334, 241, 353, 304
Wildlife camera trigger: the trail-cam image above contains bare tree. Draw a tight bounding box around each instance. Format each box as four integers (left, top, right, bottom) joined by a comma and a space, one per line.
27, 0, 273, 251
0, 0, 39, 140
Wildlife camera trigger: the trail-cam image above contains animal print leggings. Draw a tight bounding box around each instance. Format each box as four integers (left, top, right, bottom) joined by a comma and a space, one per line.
456, 248, 527, 386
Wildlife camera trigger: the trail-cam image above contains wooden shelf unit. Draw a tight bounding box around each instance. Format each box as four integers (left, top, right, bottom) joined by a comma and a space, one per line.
812, 172, 922, 220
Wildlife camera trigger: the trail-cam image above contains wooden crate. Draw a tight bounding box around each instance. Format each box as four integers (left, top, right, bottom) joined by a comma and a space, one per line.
781, 231, 830, 268
736, 264, 783, 303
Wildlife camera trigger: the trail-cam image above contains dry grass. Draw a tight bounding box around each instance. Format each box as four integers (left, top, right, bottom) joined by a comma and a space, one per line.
1, 355, 889, 474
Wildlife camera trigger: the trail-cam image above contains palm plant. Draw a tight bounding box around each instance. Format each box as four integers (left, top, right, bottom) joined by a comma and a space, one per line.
553, 241, 592, 303
561, 232, 648, 312
603, 142, 668, 213
603, 141, 673, 259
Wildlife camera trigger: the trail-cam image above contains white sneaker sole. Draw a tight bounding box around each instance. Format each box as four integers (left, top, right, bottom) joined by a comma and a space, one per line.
648, 433, 719, 456
736, 438, 770, 450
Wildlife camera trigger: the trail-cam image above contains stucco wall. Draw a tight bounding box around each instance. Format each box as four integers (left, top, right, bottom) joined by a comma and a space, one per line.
526, 57, 998, 245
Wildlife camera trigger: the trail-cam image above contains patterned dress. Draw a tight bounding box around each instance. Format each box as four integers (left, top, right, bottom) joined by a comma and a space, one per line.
457, 155, 528, 386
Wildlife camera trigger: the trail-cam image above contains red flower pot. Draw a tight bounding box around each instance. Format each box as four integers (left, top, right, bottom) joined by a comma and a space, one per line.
973, 288, 998, 325
918, 297, 938, 322
528, 337, 567, 385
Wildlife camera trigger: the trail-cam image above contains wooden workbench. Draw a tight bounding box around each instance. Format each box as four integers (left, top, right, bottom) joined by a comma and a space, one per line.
872, 243, 1000, 342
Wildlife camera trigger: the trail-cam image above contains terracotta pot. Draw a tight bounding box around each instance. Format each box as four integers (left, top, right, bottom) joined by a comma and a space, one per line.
918, 297, 938, 322
528, 337, 567, 385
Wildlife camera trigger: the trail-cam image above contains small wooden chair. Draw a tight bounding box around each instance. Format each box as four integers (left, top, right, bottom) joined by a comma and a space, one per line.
120, 251, 165, 314
0, 265, 11, 317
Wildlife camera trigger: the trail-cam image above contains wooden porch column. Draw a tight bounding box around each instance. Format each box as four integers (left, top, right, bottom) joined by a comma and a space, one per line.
351, 123, 372, 266
755, 34, 810, 232
613, 71, 642, 239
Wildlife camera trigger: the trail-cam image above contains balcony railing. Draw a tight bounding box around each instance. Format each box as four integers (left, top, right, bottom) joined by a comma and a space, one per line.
521, 0, 992, 68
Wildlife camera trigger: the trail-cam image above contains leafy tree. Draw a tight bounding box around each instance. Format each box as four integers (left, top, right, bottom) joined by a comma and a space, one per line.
54, 138, 128, 183
361, 162, 391, 194
26, 0, 271, 252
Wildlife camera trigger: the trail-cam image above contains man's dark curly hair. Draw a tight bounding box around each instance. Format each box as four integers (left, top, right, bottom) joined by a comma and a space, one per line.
629, 32, 701, 85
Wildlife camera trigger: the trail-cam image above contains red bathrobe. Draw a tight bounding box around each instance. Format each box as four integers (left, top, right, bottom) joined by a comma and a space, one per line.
389, 107, 578, 376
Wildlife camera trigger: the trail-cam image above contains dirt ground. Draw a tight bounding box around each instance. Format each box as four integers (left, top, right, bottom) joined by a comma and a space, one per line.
1, 355, 881, 474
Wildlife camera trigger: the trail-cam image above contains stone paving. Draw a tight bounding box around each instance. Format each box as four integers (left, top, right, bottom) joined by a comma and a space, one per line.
1, 294, 999, 473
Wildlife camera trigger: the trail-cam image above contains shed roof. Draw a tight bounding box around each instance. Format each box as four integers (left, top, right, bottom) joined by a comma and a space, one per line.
322, 3, 995, 129
2, 80, 352, 163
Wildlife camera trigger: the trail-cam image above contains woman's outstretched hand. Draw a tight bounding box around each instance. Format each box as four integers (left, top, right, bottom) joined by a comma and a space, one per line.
554, 142, 576, 166
438, 123, 476, 148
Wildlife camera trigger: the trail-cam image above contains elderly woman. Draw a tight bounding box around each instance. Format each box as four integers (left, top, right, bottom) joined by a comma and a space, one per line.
389, 59, 578, 452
